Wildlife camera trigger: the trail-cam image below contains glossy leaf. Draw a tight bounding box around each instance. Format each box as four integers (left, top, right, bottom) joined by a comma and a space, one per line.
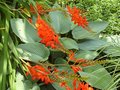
72, 26, 97, 39
89, 21, 109, 33
75, 50, 98, 60
10, 19, 40, 43
79, 65, 114, 89
17, 43, 50, 62
49, 11, 71, 34
60, 37, 79, 50
78, 39, 107, 50
72, 21, 108, 39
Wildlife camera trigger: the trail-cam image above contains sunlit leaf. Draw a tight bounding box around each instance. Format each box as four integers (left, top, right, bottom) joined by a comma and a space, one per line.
75, 50, 98, 60
72, 21, 108, 39
17, 43, 50, 62
10, 19, 40, 43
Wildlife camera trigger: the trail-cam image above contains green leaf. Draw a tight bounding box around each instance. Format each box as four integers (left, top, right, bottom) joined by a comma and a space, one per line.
78, 39, 107, 50
60, 37, 79, 50
72, 21, 108, 39
79, 65, 114, 89
89, 21, 109, 33
75, 50, 98, 60
105, 35, 120, 56
52, 83, 65, 90
32, 84, 40, 90
16, 72, 25, 90
24, 80, 33, 90
0, 43, 3, 50
55, 58, 70, 70
49, 11, 71, 34
72, 26, 97, 40
104, 45, 120, 57
17, 43, 50, 62
16, 72, 40, 90
10, 19, 40, 43
55, 58, 67, 64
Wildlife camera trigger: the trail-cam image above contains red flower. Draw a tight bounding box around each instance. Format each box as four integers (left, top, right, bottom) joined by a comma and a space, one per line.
26, 65, 52, 84
67, 6, 88, 28
30, 3, 44, 14
77, 82, 94, 90
60, 82, 71, 90
73, 79, 94, 90
73, 79, 77, 90
68, 50, 76, 61
71, 65, 82, 73
36, 16, 62, 49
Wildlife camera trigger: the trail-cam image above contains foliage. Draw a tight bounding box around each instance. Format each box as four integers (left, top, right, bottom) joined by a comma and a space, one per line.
55, 0, 120, 34
0, 0, 120, 90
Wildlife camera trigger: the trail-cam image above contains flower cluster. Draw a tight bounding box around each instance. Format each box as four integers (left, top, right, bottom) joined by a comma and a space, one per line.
60, 80, 93, 90
67, 6, 88, 28
26, 4, 95, 90
30, 3, 44, 14
68, 50, 88, 67
26, 65, 52, 84
36, 16, 62, 49
71, 65, 82, 73
73, 79, 94, 90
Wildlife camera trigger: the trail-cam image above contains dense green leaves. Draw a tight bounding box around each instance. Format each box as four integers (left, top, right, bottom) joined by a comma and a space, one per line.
60, 37, 79, 50
10, 19, 40, 43
17, 43, 50, 62
72, 21, 108, 39
49, 11, 71, 34
78, 39, 107, 50
79, 65, 115, 89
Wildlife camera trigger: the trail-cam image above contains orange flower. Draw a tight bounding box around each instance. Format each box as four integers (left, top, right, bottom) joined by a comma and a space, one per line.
60, 80, 94, 90
30, 3, 44, 14
26, 65, 52, 84
73, 79, 94, 90
60, 82, 71, 90
77, 82, 94, 90
67, 6, 88, 28
71, 65, 82, 73
36, 16, 62, 49
68, 50, 76, 61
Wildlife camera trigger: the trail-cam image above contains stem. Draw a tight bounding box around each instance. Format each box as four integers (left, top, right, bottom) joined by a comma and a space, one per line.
0, 18, 9, 90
